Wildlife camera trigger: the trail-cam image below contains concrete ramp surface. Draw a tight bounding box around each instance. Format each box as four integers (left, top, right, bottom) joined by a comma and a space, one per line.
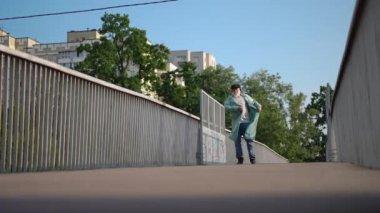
0, 163, 379, 212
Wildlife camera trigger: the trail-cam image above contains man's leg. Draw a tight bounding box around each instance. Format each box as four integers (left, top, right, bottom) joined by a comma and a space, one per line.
246, 140, 256, 164
235, 124, 244, 164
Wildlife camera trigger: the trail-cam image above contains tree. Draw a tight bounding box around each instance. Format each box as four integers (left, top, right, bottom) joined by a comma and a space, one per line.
178, 62, 201, 115
76, 13, 169, 93
155, 69, 186, 110
198, 65, 239, 104
198, 65, 239, 128
155, 62, 200, 115
305, 85, 334, 161
242, 70, 322, 162
287, 93, 321, 162
156, 63, 239, 118
156, 64, 329, 162
242, 70, 291, 156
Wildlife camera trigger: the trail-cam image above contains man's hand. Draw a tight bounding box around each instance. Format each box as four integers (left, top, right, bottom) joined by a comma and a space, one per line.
258, 105, 262, 112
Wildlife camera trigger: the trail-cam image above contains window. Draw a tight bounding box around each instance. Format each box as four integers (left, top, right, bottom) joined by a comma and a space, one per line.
176, 56, 187, 62
59, 51, 82, 59
192, 56, 199, 64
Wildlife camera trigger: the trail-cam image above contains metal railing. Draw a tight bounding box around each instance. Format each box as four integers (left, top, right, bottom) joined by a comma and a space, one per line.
0, 45, 200, 173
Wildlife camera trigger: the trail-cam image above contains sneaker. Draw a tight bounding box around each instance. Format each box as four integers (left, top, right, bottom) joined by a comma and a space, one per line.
250, 158, 256, 164
237, 158, 244, 164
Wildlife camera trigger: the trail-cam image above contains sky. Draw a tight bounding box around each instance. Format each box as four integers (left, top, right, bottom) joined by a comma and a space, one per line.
0, 0, 356, 100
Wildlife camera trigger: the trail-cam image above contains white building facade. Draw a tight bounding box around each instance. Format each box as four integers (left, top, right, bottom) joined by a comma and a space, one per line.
169, 50, 216, 72
26, 30, 101, 69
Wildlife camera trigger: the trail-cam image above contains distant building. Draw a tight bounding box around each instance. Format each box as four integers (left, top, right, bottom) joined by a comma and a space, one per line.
15, 37, 40, 52
67, 29, 101, 42
1, 29, 217, 73
26, 40, 99, 69
25, 29, 101, 69
0, 30, 15, 49
0, 29, 7, 36
169, 50, 216, 72
0, 28, 39, 51
0, 28, 100, 69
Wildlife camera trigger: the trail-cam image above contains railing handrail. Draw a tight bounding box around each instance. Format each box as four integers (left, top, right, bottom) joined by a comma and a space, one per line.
254, 140, 288, 162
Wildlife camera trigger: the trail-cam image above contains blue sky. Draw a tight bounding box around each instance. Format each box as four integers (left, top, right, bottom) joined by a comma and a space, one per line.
0, 0, 356, 99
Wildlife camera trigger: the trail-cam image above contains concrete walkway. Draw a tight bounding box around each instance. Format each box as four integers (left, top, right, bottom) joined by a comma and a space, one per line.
1, 163, 380, 212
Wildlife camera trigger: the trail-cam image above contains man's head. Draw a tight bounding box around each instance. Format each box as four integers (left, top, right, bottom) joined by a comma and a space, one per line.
230, 84, 241, 97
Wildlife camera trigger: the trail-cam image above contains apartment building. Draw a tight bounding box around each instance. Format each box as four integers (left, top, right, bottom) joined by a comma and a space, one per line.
0, 29, 100, 69
25, 29, 101, 69
26, 39, 99, 69
169, 50, 216, 72
0, 29, 6, 36
67, 29, 101, 42
0, 29, 39, 51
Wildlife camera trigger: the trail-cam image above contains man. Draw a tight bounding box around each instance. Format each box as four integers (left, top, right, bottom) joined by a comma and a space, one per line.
224, 84, 262, 164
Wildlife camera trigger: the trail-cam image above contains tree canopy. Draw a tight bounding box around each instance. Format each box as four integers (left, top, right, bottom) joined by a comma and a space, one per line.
305, 85, 334, 161
241, 70, 329, 162
158, 67, 329, 162
76, 13, 169, 93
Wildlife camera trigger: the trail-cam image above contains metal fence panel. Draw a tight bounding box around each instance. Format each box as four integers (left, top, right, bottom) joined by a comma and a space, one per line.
199, 90, 226, 164
0, 46, 203, 173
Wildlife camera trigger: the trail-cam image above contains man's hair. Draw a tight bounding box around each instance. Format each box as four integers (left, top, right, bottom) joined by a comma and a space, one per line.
230, 84, 241, 90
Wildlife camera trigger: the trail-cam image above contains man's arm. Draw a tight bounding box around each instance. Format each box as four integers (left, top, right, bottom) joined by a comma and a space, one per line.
252, 98, 262, 112
244, 94, 262, 112
224, 96, 240, 112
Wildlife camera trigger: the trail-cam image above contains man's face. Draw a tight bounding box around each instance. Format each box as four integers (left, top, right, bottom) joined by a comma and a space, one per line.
232, 88, 241, 97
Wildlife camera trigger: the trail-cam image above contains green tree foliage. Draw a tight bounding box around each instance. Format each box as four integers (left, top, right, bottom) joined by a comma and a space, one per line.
242, 70, 321, 162
198, 65, 239, 127
157, 67, 326, 162
155, 62, 200, 115
179, 62, 201, 114
156, 63, 239, 117
76, 13, 169, 93
305, 85, 334, 161
155, 70, 185, 109
157, 66, 247, 147
287, 93, 321, 162
198, 65, 239, 104
242, 70, 291, 157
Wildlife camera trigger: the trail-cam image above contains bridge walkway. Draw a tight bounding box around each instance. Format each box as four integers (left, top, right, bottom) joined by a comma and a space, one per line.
0, 162, 379, 212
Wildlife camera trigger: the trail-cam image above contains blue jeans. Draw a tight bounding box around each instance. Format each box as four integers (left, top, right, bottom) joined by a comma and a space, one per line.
235, 122, 255, 160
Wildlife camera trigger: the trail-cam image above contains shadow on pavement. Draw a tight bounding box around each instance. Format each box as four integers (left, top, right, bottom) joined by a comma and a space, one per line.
1, 193, 380, 213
